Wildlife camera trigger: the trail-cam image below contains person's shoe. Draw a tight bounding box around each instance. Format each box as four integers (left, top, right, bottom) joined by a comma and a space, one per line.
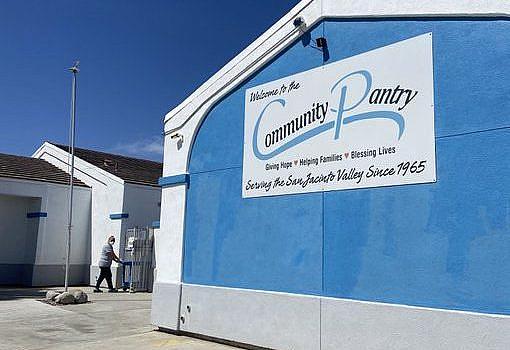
108, 288, 118, 293
93, 288, 103, 293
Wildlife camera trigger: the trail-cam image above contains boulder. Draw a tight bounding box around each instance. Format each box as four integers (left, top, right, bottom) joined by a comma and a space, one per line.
55, 292, 75, 305
45, 290, 60, 301
73, 290, 88, 304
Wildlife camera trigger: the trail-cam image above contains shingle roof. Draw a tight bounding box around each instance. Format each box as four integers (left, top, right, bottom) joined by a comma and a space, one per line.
51, 143, 162, 187
0, 153, 88, 187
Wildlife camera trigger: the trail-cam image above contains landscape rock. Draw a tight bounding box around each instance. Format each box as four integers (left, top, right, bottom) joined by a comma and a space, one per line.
55, 292, 75, 305
73, 290, 88, 304
45, 290, 60, 301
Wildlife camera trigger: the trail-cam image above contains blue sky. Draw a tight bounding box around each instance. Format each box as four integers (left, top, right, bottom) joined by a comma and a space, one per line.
0, 0, 299, 161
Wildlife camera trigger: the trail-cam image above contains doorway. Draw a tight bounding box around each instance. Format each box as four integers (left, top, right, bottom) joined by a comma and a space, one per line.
0, 194, 41, 285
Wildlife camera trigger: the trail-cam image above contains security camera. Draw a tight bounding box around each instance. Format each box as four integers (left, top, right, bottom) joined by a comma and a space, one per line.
170, 133, 184, 150
293, 16, 305, 28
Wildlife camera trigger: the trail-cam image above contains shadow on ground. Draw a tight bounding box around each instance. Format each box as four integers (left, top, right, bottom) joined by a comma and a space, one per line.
0, 287, 48, 300
0, 286, 240, 350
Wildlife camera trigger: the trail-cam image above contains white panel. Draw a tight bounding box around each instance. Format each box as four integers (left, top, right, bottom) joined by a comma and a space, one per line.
243, 33, 435, 198
152, 284, 510, 350
179, 284, 320, 350
154, 185, 186, 284
38, 181, 91, 265
321, 297, 510, 350
0, 178, 91, 266
323, 0, 510, 18
33, 142, 126, 284
151, 282, 181, 330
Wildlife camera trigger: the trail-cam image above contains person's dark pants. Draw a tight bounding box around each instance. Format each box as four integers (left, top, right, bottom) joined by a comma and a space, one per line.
95, 266, 113, 290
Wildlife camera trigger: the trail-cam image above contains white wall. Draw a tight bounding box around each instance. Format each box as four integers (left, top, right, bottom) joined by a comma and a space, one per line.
33, 142, 125, 284
121, 183, 161, 231
171, 283, 510, 350
36, 182, 91, 266
0, 177, 91, 285
154, 184, 186, 284
33, 142, 162, 287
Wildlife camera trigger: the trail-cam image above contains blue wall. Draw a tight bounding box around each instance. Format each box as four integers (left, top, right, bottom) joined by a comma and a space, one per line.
183, 19, 510, 314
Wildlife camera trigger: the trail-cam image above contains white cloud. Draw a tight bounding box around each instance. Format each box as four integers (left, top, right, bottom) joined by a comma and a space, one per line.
111, 135, 163, 161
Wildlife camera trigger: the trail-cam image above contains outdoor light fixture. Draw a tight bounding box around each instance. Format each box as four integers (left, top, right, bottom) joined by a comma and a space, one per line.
316, 37, 328, 49
307, 36, 329, 62
170, 132, 184, 149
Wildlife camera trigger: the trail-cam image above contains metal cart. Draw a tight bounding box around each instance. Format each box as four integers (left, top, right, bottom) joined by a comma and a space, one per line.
120, 228, 154, 292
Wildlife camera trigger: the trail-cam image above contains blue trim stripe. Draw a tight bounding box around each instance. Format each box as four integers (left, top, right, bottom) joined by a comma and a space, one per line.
26, 212, 47, 218
151, 220, 160, 229
109, 213, 129, 220
158, 174, 189, 188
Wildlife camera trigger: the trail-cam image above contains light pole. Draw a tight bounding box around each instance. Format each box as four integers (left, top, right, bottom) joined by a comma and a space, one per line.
65, 61, 79, 292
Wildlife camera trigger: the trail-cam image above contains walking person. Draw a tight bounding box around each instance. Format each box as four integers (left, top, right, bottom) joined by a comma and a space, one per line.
94, 235, 122, 292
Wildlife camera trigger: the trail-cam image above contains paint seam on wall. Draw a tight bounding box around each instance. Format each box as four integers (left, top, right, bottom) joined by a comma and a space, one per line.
436, 125, 510, 139
189, 165, 242, 176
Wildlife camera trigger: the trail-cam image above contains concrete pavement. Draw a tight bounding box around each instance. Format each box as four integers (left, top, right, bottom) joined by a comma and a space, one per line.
0, 287, 240, 350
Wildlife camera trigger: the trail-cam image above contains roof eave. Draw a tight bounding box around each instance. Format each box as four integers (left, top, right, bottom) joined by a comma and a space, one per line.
35, 142, 126, 185
0, 174, 90, 188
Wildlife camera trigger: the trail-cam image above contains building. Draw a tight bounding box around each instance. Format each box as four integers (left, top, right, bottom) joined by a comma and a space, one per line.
152, 1, 510, 349
0, 153, 91, 286
0, 142, 162, 288
33, 142, 162, 286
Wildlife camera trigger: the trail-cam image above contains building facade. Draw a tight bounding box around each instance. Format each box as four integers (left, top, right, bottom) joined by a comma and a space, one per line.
33, 142, 162, 286
153, 1, 510, 349
0, 154, 91, 286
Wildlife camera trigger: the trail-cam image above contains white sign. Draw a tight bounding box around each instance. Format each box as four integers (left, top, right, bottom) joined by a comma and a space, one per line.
242, 33, 436, 198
